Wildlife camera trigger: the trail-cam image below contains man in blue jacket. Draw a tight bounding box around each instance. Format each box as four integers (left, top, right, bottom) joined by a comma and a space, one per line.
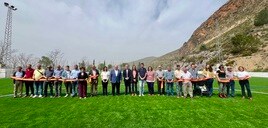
110, 65, 122, 96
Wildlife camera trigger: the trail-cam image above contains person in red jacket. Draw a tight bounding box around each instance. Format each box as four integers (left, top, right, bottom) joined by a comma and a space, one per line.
24, 64, 34, 97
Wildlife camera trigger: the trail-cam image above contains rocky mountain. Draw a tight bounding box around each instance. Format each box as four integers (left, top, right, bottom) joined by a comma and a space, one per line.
149, 0, 268, 71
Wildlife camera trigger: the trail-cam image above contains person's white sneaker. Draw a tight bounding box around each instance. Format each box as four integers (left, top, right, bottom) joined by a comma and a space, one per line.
139, 95, 141, 97
50, 96, 54, 98
64, 94, 69, 97
38, 95, 43, 98
84, 97, 87, 99
33, 95, 37, 98
30, 94, 34, 98
79, 97, 82, 99
142, 94, 144, 96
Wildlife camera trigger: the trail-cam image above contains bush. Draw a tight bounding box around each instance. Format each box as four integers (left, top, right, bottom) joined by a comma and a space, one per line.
230, 34, 261, 56
207, 57, 218, 65
199, 44, 207, 51
254, 8, 268, 26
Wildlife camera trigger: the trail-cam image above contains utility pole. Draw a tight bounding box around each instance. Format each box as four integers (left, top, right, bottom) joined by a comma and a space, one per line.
216, 18, 222, 64
1, 2, 17, 67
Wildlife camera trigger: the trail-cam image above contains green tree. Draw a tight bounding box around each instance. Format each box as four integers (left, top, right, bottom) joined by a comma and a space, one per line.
199, 44, 207, 51
254, 8, 268, 26
107, 64, 113, 70
98, 63, 105, 70
38, 56, 53, 68
78, 60, 86, 68
231, 34, 261, 56
120, 63, 129, 69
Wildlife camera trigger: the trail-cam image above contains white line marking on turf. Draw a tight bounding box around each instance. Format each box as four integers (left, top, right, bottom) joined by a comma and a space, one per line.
0, 94, 13, 98
0, 90, 267, 97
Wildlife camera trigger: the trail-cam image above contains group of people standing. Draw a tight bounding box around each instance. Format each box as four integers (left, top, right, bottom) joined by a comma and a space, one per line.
12, 62, 253, 100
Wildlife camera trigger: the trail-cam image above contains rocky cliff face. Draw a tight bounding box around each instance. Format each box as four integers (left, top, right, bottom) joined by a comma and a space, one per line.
149, 0, 268, 71
179, 0, 266, 55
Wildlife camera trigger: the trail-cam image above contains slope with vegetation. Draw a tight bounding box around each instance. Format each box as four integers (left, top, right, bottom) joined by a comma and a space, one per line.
148, 0, 268, 71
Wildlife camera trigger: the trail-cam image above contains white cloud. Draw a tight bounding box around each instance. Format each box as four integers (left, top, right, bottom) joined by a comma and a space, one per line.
0, 0, 228, 65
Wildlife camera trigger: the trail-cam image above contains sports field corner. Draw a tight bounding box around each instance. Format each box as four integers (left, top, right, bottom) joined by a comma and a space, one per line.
0, 77, 268, 128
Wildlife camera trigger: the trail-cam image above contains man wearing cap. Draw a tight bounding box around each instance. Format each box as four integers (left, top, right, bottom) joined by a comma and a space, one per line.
156, 65, 165, 96
44, 65, 54, 98
13, 66, 25, 98
33, 64, 45, 98
226, 66, 235, 97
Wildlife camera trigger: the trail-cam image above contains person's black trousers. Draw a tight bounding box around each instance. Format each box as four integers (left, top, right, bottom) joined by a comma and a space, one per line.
44, 81, 53, 97
192, 82, 199, 96
131, 82, 138, 94
112, 82, 120, 96
239, 80, 252, 98
25, 81, 34, 96
102, 81, 108, 95
54, 81, 62, 97
124, 79, 131, 95
147, 82, 154, 95
157, 80, 165, 95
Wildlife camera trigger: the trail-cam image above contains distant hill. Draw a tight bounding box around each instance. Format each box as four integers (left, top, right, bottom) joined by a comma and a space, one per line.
148, 0, 268, 71
127, 56, 157, 67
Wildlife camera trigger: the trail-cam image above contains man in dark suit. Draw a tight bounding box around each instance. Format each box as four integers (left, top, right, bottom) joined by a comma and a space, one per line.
89, 65, 99, 96
110, 65, 122, 96
123, 64, 132, 95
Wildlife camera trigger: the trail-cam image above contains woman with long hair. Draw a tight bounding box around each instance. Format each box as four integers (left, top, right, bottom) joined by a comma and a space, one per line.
203, 64, 215, 97
216, 65, 227, 98
101, 66, 110, 96
131, 65, 138, 96
146, 66, 155, 96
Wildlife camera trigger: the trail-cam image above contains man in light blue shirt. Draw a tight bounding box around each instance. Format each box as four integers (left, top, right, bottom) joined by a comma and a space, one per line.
70, 64, 80, 97
165, 66, 174, 96
54, 65, 63, 97
189, 63, 199, 96
62, 65, 72, 97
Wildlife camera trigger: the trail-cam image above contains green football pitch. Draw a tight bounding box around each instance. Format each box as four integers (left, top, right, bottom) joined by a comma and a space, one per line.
0, 77, 268, 128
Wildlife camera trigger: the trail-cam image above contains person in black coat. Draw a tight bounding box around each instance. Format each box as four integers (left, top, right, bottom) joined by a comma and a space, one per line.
123, 64, 132, 95
78, 67, 88, 99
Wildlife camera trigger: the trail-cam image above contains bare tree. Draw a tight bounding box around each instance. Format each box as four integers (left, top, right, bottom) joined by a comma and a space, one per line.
8, 54, 18, 70
16, 53, 33, 68
0, 41, 11, 67
48, 49, 66, 68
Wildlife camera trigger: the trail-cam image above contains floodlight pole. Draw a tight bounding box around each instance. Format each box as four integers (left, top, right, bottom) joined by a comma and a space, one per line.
2, 2, 17, 66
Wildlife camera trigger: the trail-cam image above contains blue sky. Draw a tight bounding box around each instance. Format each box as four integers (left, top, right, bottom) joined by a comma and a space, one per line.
0, 0, 228, 64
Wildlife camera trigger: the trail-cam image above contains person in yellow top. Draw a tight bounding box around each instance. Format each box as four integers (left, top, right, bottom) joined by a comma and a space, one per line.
32, 64, 45, 98
202, 64, 215, 97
